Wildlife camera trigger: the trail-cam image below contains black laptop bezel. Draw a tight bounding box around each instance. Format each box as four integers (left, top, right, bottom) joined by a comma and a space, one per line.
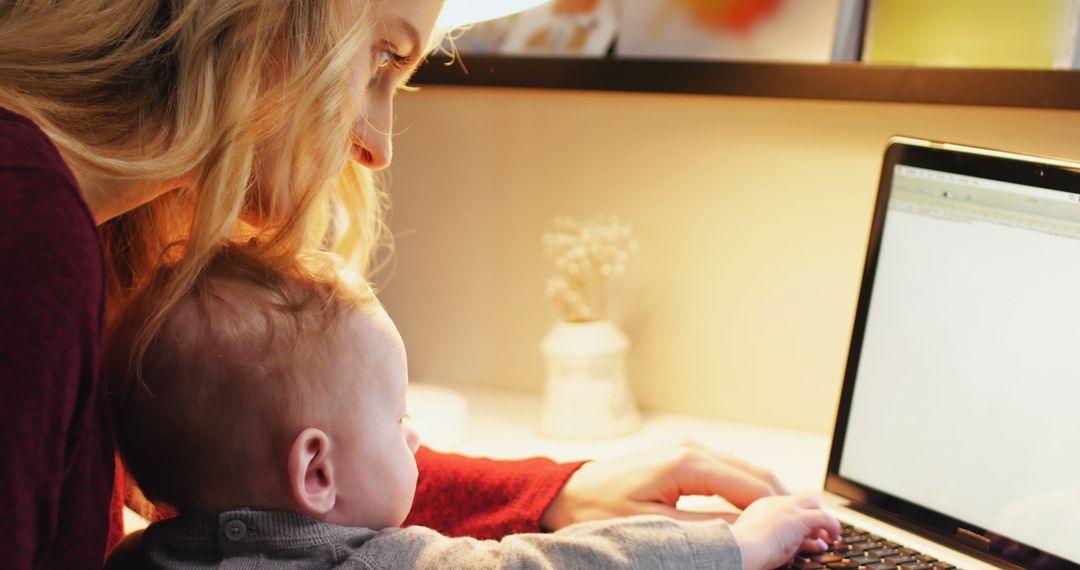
825, 138, 1080, 570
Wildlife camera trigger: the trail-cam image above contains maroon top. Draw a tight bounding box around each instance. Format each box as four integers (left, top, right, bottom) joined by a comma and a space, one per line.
0, 108, 115, 568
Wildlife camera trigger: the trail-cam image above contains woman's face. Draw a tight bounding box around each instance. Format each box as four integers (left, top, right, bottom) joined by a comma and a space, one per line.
250, 0, 443, 219
348, 0, 445, 171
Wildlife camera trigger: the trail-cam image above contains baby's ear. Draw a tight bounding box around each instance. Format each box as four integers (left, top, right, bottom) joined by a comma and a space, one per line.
287, 428, 336, 517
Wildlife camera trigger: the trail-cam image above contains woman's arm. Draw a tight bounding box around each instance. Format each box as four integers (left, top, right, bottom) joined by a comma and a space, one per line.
405, 447, 585, 538
407, 441, 789, 540
0, 109, 114, 568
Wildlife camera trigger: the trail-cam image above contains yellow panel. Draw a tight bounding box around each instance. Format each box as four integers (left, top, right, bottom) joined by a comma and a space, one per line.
864, 0, 1075, 69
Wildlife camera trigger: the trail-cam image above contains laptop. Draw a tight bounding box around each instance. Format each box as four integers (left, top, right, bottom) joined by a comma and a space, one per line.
803, 137, 1080, 570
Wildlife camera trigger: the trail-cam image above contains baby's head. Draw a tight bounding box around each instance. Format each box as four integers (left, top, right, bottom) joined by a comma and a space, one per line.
105, 245, 420, 529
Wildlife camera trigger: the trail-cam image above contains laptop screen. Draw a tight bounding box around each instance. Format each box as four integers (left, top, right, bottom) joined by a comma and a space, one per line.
829, 140, 1080, 568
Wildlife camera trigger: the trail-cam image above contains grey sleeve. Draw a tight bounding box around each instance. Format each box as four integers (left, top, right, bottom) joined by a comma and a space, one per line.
354, 515, 743, 570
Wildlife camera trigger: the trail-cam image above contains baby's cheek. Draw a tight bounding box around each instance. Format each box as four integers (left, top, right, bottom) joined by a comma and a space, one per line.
392, 479, 418, 527
401, 460, 419, 503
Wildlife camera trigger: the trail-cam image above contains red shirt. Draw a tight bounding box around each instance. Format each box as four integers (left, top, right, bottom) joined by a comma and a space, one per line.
0, 108, 118, 568
407, 447, 584, 539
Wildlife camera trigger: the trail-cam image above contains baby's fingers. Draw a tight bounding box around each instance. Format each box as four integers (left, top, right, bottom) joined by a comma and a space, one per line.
798, 508, 842, 540
800, 537, 831, 554
794, 494, 825, 510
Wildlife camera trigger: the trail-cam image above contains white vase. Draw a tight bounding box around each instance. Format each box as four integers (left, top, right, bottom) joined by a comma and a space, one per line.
539, 319, 641, 439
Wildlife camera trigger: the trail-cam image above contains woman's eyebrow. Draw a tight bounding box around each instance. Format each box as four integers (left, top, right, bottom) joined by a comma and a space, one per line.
386, 17, 421, 55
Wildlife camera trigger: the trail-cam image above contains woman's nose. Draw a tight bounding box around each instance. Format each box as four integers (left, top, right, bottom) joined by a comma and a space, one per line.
355, 132, 391, 170
354, 104, 393, 171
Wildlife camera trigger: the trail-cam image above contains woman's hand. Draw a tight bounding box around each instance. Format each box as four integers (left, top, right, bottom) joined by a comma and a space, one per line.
540, 440, 790, 530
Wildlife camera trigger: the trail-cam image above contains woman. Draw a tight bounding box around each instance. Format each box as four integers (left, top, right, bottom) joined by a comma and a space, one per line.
0, 0, 790, 566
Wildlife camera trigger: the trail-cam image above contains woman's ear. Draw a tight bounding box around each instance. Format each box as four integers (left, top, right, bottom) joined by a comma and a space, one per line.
287, 428, 336, 517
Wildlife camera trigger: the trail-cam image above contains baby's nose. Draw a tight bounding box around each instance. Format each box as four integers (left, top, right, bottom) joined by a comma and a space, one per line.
405, 421, 421, 454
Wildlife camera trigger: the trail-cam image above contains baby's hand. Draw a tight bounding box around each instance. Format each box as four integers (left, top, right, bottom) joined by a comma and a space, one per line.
731, 494, 841, 570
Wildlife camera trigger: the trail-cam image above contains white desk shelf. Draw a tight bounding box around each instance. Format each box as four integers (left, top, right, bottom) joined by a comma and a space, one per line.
411, 382, 831, 500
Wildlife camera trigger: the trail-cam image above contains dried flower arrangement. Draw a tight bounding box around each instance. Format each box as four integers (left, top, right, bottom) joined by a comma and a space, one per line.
542, 215, 638, 322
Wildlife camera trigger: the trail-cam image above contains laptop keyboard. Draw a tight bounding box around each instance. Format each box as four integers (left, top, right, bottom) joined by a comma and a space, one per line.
781, 523, 961, 570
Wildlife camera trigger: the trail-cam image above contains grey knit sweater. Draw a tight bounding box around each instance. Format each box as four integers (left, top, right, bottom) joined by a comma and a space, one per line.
105, 509, 743, 569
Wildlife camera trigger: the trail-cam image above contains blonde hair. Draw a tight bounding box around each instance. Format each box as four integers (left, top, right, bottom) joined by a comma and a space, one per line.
105, 243, 378, 512
0, 0, 388, 382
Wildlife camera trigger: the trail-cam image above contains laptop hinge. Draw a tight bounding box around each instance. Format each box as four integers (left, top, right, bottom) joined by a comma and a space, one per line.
955, 528, 991, 552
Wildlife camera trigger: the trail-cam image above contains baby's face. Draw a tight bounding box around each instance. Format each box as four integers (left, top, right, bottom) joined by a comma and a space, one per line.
325, 307, 421, 529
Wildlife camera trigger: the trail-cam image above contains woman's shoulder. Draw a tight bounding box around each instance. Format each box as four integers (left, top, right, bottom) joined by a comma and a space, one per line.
0, 106, 81, 187
0, 105, 103, 304
0, 106, 96, 244
1, 107, 64, 162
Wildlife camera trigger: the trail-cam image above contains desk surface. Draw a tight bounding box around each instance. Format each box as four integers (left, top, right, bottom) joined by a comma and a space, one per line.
412, 382, 832, 499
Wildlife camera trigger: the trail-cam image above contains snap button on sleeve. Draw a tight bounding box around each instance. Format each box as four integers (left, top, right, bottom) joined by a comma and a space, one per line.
224, 520, 247, 541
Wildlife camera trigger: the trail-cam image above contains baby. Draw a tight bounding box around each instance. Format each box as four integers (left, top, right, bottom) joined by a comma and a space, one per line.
104, 245, 839, 569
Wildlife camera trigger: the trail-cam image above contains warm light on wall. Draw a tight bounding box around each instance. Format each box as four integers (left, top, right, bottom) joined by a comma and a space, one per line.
438, 0, 552, 29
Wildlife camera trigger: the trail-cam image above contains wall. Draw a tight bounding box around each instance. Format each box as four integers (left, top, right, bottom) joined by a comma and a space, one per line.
377, 86, 1080, 433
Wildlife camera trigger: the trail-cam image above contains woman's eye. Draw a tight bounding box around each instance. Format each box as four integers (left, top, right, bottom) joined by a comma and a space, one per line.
375, 49, 393, 69
368, 46, 414, 91
374, 46, 409, 70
